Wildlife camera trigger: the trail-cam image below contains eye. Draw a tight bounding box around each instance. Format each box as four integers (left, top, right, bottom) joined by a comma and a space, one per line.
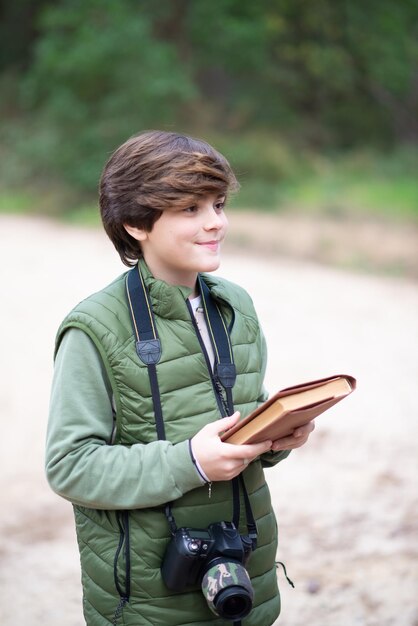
214, 198, 226, 212
183, 205, 198, 214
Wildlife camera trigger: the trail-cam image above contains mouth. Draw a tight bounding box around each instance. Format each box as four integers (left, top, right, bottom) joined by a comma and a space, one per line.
196, 240, 221, 251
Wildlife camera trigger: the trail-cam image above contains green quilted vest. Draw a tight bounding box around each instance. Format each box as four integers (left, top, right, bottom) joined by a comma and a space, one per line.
56, 260, 281, 626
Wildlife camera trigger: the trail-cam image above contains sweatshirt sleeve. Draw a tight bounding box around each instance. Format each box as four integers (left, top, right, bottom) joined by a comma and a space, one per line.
45, 328, 204, 510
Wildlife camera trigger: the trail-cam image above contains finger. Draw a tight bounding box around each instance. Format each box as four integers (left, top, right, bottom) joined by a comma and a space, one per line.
270, 433, 307, 451
208, 412, 241, 435
223, 439, 272, 459
293, 420, 315, 438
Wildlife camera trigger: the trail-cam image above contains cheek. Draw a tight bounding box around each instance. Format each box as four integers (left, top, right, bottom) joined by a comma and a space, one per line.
222, 214, 229, 234
182, 223, 201, 240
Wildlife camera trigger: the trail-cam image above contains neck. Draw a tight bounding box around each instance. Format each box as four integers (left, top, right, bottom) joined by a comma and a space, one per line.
141, 256, 198, 297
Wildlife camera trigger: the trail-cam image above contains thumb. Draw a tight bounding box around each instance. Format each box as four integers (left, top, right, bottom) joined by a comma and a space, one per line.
209, 411, 240, 435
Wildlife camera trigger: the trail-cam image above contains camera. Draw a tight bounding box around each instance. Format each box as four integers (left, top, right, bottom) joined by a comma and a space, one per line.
161, 521, 254, 621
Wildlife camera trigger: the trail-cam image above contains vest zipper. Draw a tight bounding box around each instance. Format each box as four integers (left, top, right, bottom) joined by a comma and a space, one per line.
109, 395, 117, 444
213, 377, 230, 416
186, 300, 229, 418
113, 510, 131, 623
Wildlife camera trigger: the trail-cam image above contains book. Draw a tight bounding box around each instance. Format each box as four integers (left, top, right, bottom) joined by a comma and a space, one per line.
221, 374, 356, 445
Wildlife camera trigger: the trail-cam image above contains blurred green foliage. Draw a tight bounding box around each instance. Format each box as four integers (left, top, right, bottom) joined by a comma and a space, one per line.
0, 0, 417, 215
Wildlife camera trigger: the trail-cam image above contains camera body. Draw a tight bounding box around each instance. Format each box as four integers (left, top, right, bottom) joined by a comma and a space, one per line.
162, 521, 255, 620
161, 521, 253, 592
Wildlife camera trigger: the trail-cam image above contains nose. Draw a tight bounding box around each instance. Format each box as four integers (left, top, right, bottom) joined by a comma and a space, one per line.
203, 206, 227, 231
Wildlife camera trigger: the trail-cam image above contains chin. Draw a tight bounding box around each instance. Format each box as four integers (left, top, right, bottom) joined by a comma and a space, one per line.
202, 261, 221, 273
194, 254, 218, 269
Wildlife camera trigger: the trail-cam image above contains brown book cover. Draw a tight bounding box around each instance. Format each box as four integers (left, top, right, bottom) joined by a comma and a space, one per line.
221, 374, 356, 445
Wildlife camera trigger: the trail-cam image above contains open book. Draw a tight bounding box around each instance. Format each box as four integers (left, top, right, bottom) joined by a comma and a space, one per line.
221, 374, 356, 445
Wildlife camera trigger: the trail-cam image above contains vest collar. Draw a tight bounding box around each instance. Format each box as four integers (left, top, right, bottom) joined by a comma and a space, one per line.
137, 259, 195, 320
137, 259, 233, 320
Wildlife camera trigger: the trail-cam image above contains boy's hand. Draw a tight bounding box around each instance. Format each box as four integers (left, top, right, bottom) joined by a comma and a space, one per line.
191, 412, 272, 482
270, 420, 316, 451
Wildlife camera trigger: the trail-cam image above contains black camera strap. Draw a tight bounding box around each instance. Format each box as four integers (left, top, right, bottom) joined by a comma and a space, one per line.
126, 265, 165, 440
126, 264, 257, 544
197, 277, 257, 546
198, 276, 236, 405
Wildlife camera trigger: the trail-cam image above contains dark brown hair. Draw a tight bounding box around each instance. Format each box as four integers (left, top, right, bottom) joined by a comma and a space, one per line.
99, 130, 239, 266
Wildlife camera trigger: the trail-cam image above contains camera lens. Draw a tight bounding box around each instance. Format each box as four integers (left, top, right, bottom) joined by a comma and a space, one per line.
213, 585, 252, 619
201, 559, 254, 620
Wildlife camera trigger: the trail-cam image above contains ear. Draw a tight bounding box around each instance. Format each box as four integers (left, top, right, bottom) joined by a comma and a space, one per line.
123, 224, 148, 242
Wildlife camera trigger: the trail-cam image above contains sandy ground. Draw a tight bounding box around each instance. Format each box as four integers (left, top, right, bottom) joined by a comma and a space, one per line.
0, 214, 417, 626
226, 211, 418, 281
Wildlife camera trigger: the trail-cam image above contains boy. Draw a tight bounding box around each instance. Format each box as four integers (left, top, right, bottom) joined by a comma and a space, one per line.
46, 130, 314, 626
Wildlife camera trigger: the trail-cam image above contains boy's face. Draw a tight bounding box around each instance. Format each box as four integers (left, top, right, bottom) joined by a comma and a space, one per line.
124, 193, 228, 292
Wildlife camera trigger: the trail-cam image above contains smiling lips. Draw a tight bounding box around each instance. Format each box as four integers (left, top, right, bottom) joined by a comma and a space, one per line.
196, 240, 221, 251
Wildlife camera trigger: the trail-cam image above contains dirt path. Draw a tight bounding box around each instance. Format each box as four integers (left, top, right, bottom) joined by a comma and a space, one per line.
226, 211, 418, 281
0, 215, 417, 625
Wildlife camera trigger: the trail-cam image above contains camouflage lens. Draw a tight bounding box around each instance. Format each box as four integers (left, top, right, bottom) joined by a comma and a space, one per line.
201, 559, 253, 620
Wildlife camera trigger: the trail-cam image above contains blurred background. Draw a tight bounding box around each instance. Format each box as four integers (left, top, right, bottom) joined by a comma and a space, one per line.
1, 0, 417, 251
0, 2, 417, 625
